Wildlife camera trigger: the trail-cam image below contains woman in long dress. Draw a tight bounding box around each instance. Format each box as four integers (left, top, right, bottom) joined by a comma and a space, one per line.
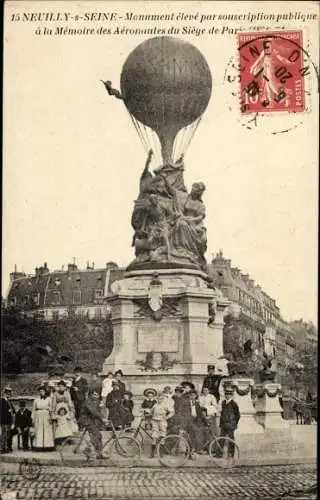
31, 386, 55, 451
51, 380, 78, 444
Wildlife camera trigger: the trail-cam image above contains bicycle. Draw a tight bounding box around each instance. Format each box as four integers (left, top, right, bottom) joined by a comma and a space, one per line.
179, 417, 240, 468
59, 420, 141, 468
123, 414, 190, 467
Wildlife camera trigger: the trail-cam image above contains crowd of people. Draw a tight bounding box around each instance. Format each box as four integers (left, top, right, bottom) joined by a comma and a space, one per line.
0, 364, 241, 459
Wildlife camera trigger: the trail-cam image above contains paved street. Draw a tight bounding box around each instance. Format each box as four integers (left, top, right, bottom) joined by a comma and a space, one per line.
0, 464, 317, 499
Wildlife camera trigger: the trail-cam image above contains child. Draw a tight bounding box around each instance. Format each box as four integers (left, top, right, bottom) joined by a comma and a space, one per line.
141, 388, 157, 430
150, 391, 174, 458
14, 400, 32, 451
54, 403, 74, 444
121, 391, 134, 428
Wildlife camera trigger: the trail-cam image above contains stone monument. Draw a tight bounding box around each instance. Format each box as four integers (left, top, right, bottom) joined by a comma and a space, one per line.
101, 37, 231, 394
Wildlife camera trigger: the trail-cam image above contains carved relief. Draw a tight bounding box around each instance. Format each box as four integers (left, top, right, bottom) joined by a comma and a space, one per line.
133, 297, 182, 320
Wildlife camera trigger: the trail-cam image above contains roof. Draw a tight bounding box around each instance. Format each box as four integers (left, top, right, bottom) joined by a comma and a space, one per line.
6, 266, 125, 311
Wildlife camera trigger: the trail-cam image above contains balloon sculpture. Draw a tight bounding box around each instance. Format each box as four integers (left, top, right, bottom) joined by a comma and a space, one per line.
102, 36, 212, 271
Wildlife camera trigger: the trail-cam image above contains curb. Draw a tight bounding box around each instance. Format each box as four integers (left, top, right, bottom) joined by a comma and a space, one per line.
0, 455, 316, 470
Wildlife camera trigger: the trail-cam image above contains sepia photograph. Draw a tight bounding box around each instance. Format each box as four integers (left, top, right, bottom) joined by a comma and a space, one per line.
1, 1, 318, 499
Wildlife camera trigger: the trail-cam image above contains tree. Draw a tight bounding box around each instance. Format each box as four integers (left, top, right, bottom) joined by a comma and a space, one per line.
2, 307, 114, 374
286, 320, 318, 397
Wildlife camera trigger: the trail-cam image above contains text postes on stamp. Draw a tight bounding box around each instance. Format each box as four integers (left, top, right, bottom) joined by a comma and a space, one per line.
238, 31, 305, 114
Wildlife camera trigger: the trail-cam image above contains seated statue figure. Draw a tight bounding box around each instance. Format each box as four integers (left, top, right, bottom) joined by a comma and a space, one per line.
130, 151, 208, 270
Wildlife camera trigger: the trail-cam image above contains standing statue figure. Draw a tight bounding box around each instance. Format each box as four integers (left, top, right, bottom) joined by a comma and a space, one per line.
129, 151, 208, 271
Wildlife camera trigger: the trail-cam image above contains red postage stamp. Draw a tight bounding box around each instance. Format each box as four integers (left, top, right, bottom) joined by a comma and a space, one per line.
238, 30, 306, 114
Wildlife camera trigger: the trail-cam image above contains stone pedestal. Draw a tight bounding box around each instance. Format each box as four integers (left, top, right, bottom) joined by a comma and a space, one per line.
102, 268, 230, 395
255, 383, 289, 429
221, 378, 264, 434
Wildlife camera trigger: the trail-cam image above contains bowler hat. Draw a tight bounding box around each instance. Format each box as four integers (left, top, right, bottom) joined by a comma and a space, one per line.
57, 380, 66, 386
143, 388, 157, 397
207, 364, 215, 370
115, 370, 124, 376
181, 381, 195, 390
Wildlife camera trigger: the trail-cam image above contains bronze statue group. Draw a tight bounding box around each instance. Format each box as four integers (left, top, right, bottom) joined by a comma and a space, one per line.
0, 364, 241, 460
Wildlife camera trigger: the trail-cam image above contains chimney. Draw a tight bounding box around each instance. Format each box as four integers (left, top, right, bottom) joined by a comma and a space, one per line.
241, 273, 250, 285
231, 267, 240, 278
42, 262, 49, 275
10, 265, 26, 282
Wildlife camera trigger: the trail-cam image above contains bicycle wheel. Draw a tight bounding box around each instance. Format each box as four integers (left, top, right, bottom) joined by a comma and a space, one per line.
120, 427, 143, 445
209, 436, 240, 468
157, 434, 190, 468
109, 436, 141, 467
19, 458, 41, 480
58, 434, 95, 465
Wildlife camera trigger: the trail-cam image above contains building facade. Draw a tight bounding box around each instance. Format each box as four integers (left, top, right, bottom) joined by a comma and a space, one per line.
6, 261, 124, 321
208, 250, 301, 382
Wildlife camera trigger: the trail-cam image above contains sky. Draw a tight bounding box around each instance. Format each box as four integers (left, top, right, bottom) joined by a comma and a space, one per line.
3, 1, 319, 324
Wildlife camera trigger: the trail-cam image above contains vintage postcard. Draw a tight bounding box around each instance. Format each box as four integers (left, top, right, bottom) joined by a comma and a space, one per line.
2, 1, 318, 499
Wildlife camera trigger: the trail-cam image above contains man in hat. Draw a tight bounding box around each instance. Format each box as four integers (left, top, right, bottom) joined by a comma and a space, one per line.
78, 388, 106, 459
0, 386, 16, 453
182, 390, 206, 456
219, 387, 240, 459
105, 381, 123, 429
70, 366, 88, 426
202, 365, 222, 403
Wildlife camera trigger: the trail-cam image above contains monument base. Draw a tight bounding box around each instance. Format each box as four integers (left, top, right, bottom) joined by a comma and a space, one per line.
102, 267, 230, 395
255, 383, 289, 429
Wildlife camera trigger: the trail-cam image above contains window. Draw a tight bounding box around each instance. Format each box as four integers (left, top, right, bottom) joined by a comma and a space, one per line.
32, 293, 40, 306
72, 290, 81, 305
94, 289, 104, 303
52, 291, 61, 305
94, 307, 102, 319
24, 295, 29, 305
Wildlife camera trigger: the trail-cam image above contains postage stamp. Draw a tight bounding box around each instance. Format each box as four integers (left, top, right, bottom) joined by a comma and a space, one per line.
238, 30, 306, 114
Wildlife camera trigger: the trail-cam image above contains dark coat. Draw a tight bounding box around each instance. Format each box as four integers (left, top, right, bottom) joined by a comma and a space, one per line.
0, 398, 16, 426
15, 408, 32, 430
116, 380, 126, 396
78, 398, 104, 430
174, 395, 204, 425
122, 400, 134, 426
106, 389, 124, 428
202, 375, 222, 400
219, 399, 240, 431
70, 377, 88, 405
